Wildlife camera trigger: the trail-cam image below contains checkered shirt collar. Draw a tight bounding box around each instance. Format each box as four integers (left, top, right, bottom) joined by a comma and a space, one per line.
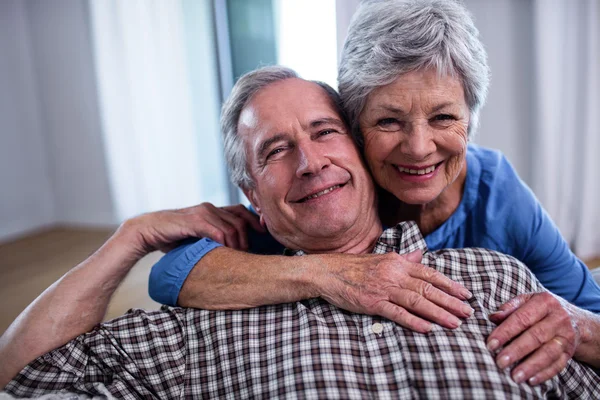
283, 221, 427, 257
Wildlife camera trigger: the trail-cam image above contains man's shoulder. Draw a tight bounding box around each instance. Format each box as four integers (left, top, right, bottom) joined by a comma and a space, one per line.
426, 247, 544, 307
429, 246, 534, 277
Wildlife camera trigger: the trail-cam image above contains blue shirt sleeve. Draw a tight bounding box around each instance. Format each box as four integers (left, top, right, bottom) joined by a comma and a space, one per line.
493, 154, 600, 312
148, 238, 223, 306
148, 215, 285, 306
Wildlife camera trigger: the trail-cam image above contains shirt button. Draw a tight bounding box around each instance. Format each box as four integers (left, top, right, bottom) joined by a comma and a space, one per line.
371, 322, 384, 335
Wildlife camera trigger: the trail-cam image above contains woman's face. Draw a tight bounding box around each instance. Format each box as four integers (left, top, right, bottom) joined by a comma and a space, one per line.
359, 68, 470, 205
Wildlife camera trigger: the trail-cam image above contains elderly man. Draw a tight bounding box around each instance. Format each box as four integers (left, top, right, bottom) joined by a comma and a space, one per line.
2, 67, 599, 398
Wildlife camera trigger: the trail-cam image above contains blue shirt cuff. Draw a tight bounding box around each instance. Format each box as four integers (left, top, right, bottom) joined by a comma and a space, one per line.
148, 238, 223, 306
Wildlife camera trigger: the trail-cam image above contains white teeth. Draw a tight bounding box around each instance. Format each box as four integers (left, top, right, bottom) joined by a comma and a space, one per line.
303, 185, 341, 201
397, 165, 436, 175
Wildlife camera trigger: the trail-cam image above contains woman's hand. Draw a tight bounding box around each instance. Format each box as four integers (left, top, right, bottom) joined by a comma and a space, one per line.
122, 203, 265, 256
486, 292, 600, 385
317, 251, 474, 333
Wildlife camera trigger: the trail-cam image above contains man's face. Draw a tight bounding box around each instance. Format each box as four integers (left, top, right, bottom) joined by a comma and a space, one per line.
240, 78, 377, 252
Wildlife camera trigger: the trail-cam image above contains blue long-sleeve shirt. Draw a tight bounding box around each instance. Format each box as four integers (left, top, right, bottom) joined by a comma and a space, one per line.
149, 144, 600, 313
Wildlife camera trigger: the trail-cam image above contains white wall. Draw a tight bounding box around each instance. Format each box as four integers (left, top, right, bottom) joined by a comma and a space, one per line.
464, 0, 534, 184
336, 0, 361, 63
0, 0, 116, 242
26, 0, 115, 226
0, 0, 55, 240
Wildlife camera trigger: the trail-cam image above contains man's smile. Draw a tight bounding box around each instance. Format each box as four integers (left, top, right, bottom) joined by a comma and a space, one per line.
294, 183, 347, 203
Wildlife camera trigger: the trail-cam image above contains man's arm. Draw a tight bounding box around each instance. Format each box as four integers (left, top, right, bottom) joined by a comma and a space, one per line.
0, 224, 140, 389
0, 205, 251, 390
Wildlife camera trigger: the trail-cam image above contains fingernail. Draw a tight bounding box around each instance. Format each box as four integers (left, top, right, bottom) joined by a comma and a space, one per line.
487, 338, 499, 352
497, 354, 511, 369
528, 376, 538, 385
463, 305, 474, 316
513, 370, 525, 383
450, 317, 462, 328
461, 289, 473, 299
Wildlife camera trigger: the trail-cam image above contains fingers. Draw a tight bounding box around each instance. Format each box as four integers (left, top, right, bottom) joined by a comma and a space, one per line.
321, 253, 473, 334
495, 314, 555, 369
376, 301, 432, 334
390, 288, 469, 329
401, 250, 423, 263
487, 294, 547, 352
488, 294, 531, 324
193, 205, 239, 249
486, 292, 579, 386
509, 337, 569, 385
382, 255, 473, 328
212, 206, 250, 250
224, 204, 265, 232
409, 263, 472, 301
385, 258, 474, 329
194, 203, 252, 250
524, 352, 570, 386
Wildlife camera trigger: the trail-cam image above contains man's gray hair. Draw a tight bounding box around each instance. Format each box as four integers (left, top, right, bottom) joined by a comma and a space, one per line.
221, 66, 299, 189
221, 66, 347, 189
338, 0, 490, 144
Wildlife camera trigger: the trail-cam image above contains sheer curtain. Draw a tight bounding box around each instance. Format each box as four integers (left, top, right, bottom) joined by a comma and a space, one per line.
531, 0, 599, 260
88, 0, 227, 221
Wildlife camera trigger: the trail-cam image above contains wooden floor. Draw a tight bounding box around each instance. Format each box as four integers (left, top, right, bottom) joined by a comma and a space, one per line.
588, 258, 600, 270
0, 227, 161, 335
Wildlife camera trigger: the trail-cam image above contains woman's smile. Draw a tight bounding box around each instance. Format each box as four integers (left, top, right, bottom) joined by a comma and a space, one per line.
393, 161, 443, 183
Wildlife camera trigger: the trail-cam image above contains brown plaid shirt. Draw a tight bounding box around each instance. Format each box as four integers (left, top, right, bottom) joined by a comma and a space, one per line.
5, 222, 600, 399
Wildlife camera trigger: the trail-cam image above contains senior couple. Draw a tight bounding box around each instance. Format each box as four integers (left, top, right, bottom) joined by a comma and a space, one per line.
2, 0, 600, 398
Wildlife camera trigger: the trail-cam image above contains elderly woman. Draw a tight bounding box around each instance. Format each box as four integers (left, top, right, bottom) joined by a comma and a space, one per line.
149, 0, 600, 385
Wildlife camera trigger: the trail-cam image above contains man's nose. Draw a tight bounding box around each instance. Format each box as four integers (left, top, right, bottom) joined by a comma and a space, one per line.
295, 142, 330, 177
401, 121, 436, 161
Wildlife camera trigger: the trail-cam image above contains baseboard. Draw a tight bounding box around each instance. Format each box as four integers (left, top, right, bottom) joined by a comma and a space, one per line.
0, 222, 55, 244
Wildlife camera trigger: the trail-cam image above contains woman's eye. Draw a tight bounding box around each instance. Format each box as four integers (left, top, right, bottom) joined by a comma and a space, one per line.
377, 118, 400, 127
433, 114, 455, 121
318, 129, 335, 136
376, 118, 401, 130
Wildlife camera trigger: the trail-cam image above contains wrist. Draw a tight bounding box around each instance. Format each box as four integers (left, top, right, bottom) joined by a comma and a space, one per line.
113, 217, 152, 257
97, 219, 149, 268
301, 253, 343, 300
573, 309, 600, 368
299, 254, 328, 299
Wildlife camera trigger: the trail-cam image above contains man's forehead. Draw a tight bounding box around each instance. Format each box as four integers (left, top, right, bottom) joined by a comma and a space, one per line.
237, 78, 343, 144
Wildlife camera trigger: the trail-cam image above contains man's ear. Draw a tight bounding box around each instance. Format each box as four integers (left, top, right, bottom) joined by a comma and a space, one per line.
242, 187, 262, 218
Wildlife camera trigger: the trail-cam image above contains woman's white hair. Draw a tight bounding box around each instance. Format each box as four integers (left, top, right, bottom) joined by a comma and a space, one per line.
221, 66, 347, 189
338, 0, 490, 145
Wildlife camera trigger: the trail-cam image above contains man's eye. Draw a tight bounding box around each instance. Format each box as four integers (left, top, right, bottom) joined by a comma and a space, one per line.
318, 129, 335, 136
267, 148, 284, 158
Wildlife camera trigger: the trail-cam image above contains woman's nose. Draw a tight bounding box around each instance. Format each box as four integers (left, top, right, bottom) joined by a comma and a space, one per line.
401, 122, 436, 161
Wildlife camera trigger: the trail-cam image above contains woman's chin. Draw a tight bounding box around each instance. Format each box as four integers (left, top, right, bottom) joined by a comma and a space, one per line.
392, 187, 442, 206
